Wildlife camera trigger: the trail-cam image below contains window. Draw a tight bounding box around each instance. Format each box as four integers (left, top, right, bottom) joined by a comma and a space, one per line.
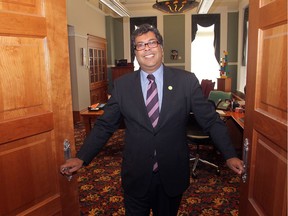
133, 25, 140, 71
191, 14, 220, 85
191, 24, 219, 85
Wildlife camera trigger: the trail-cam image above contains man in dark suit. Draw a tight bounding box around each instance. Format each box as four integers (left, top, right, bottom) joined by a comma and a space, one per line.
61, 24, 244, 216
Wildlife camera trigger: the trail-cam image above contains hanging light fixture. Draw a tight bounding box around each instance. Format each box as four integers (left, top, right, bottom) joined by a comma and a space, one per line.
152, 0, 199, 14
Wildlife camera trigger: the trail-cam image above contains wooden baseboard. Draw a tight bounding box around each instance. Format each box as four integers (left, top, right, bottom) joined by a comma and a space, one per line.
73, 111, 81, 124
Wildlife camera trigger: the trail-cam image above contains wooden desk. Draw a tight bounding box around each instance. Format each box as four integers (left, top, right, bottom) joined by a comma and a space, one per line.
80, 108, 104, 134
226, 111, 245, 129
111, 64, 134, 81
223, 111, 245, 151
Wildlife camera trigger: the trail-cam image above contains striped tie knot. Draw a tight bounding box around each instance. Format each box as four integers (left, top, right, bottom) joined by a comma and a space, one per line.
147, 74, 155, 82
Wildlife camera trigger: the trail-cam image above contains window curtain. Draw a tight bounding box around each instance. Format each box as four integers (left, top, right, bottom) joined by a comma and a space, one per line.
191, 14, 220, 61
130, 17, 157, 63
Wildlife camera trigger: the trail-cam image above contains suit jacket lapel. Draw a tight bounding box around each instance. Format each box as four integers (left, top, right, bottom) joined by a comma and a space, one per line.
132, 69, 155, 132
155, 66, 176, 131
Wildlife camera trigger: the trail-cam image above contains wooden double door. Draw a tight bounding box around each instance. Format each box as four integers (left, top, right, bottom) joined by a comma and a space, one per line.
0, 0, 79, 215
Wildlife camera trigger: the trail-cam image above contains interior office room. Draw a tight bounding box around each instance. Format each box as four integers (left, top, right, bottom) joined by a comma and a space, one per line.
0, 0, 286, 215
68, 0, 248, 118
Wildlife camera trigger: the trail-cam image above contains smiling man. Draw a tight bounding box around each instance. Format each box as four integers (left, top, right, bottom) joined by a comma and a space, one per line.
60, 24, 244, 216
133, 31, 163, 73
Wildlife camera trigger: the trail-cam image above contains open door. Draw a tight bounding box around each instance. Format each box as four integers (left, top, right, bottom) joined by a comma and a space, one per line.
239, 0, 287, 215
0, 1, 80, 215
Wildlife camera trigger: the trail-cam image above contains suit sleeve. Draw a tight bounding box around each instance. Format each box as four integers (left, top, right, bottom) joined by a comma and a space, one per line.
76, 88, 122, 165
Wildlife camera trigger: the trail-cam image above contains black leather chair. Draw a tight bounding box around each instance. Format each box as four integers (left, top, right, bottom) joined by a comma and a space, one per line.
187, 112, 220, 178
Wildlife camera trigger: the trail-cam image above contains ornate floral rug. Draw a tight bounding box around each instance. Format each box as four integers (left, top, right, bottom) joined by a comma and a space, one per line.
74, 122, 240, 216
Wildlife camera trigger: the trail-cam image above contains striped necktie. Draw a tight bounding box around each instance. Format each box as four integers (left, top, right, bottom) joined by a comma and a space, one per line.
146, 74, 159, 128
146, 74, 159, 172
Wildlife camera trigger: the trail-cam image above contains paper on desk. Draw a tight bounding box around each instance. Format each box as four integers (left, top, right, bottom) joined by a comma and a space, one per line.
216, 110, 226, 116
238, 101, 245, 106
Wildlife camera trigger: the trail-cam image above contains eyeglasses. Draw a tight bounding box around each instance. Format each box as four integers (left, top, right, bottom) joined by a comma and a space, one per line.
134, 40, 159, 51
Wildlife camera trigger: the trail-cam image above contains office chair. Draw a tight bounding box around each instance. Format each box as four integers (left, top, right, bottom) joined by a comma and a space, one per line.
200, 79, 215, 98
187, 91, 232, 178
208, 90, 233, 122
187, 113, 220, 178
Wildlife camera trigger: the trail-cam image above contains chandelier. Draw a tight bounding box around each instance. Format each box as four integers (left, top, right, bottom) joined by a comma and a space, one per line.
153, 0, 199, 14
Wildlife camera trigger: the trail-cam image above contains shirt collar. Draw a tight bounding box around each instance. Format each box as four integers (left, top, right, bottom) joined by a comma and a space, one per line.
140, 64, 163, 83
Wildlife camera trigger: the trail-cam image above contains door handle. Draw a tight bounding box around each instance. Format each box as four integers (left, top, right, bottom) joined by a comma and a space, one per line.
63, 139, 73, 181
242, 138, 249, 183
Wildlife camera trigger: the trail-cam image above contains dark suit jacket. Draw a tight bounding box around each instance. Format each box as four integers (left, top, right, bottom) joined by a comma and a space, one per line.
77, 65, 237, 197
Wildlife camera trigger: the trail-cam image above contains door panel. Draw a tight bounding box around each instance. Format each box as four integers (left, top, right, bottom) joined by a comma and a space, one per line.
0, 0, 43, 15
0, 0, 79, 215
239, 0, 287, 215
0, 133, 58, 214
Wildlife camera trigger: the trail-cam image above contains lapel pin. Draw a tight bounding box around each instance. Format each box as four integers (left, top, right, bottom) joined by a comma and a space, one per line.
168, 86, 173, 90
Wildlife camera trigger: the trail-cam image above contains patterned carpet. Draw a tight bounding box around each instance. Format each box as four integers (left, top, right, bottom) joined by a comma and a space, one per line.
74, 122, 240, 216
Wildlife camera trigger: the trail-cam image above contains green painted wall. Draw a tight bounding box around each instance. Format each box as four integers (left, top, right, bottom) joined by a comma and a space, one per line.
227, 12, 238, 61
105, 16, 114, 65
105, 17, 124, 65
227, 12, 239, 92
163, 15, 185, 64
113, 18, 124, 62
105, 17, 125, 93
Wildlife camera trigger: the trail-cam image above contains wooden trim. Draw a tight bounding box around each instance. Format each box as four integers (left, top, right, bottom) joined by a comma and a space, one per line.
73, 111, 81, 124
232, 91, 245, 101
0, 12, 46, 37
0, 112, 53, 144
87, 34, 107, 46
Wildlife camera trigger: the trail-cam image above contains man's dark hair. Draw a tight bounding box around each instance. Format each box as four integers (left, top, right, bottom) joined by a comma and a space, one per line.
131, 24, 163, 55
